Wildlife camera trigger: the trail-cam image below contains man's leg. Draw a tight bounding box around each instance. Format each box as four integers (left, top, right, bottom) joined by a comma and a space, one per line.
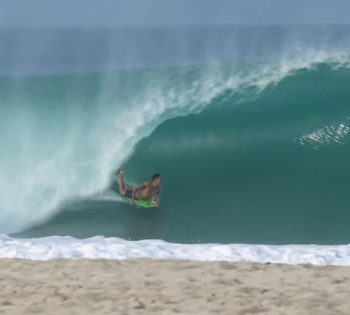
118, 171, 126, 195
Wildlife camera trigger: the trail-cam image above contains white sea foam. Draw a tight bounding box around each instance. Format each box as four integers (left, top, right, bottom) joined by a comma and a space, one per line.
1, 235, 350, 266
294, 118, 350, 149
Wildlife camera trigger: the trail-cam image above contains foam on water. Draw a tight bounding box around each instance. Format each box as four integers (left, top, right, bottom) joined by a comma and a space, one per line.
294, 118, 350, 149
1, 235, 350, 266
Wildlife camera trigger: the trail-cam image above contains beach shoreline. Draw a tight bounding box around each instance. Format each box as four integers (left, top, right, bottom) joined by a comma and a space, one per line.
0, 258, 349, 314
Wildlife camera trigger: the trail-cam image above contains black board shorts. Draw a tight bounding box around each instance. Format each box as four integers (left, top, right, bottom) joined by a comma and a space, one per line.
124, 190, 133, 198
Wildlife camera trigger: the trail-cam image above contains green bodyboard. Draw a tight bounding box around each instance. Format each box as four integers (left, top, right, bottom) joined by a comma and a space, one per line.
110, 178, 156, 208
122, 196, 156, 208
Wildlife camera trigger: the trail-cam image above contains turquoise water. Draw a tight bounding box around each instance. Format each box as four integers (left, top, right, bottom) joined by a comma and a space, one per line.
2, 27, 350, 245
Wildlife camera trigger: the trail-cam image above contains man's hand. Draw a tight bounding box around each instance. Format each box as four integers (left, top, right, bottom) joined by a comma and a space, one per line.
151, 200, 158, 207
151, 188, 160, 207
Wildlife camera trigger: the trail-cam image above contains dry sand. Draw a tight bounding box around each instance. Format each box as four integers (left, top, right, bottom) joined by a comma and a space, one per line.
0, 258, 350, 314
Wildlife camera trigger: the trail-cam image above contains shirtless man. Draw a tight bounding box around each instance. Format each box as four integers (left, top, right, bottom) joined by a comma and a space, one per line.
117, 171, 162, 207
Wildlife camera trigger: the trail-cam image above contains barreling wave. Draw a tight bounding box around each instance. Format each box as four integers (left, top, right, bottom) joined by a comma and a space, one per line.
4, 56, 348, 238
2, 26, 350, 243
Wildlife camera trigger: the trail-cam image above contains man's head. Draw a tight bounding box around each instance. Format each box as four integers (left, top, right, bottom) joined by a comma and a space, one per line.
152, 173, 162, 185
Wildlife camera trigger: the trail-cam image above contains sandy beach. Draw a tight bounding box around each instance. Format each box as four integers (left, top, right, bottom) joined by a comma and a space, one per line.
0, 259, 350, 314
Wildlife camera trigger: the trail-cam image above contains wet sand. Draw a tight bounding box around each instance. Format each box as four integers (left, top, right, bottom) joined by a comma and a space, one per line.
0, 258, 349, 314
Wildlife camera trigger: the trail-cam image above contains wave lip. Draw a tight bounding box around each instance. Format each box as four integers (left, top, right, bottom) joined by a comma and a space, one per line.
1, 235, 350, 266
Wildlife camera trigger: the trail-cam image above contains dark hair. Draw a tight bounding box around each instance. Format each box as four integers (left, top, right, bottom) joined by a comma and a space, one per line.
152, 173, 161, 181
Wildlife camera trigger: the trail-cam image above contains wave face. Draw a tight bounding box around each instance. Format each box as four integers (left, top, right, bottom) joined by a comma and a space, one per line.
2, 26, 350, 244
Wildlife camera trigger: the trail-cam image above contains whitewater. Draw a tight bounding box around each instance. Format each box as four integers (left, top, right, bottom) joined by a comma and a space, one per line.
0, 234, 349, 265
2, 26, 350, 265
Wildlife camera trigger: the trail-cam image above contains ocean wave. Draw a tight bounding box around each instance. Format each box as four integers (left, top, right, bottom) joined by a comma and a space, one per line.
1, 28, 350, 237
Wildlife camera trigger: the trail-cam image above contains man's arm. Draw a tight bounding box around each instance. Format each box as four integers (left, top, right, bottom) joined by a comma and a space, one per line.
151, 188, 161, 207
